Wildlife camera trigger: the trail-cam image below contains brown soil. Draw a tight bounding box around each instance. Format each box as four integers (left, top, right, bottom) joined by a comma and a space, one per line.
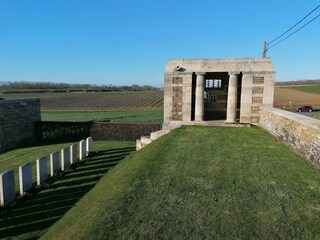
274, 87, 320, 110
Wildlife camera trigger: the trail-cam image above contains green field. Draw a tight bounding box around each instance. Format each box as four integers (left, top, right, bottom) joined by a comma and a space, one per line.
1, 91, 164, 123
282, 85, 320, 94
42, 110, 164, 124
39, 126, 320, 239
0, 141, 135, 239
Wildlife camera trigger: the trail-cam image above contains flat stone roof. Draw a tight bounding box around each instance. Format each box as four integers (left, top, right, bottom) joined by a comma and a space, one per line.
165, 57, 274, 73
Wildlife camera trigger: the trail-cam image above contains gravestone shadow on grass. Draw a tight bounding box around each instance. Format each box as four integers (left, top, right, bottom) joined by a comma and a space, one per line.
0, 146, 135, 239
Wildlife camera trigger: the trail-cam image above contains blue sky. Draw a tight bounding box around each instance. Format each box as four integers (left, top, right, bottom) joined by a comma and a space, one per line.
0, 0, 319, 87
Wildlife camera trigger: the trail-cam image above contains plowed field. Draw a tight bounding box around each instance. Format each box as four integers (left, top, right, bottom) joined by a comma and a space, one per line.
274, 87, 320, 109
0, 91, 164, 111
1, 87, 319, 111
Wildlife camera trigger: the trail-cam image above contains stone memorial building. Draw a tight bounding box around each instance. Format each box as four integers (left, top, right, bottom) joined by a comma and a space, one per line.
163, 57, 275, 128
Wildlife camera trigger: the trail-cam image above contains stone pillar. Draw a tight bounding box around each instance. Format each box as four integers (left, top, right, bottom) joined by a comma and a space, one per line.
226, 72, 239, 123
182, 74, 193, 122
194, 72, 205, 121
240, 73, 253, 123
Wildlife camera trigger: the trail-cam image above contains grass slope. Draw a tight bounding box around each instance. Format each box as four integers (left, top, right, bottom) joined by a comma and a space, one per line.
41, 126, 320, 239
0, 141, 135, 239
41, 109, 164, 124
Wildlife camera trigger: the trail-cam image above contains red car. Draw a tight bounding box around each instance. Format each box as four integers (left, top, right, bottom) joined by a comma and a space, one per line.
295, 105, 313, 112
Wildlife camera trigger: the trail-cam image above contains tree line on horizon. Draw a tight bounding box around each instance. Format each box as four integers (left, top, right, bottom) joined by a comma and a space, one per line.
276, 79, 320, 86
0, 81, 160, 92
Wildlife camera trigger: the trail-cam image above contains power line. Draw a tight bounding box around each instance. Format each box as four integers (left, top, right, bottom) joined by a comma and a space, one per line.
267, 12, 320, 50
263, 3, 320, 56
268, 3, 320, 45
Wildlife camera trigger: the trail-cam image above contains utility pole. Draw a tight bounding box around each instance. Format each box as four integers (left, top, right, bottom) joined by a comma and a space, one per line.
262, 41, 267, 57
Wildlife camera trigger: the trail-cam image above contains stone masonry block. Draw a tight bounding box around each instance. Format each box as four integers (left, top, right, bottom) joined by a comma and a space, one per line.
172, 113, 182, 121
173, 77, 183, 84
253, 76, 264, 84
173, 96, 182, 104
172, 104, 182, 112
252, 86, 264, 94
173, 86, 183, 94
251, 116, 259, 123
252, 97, 263, 104
251, 106, 260, 114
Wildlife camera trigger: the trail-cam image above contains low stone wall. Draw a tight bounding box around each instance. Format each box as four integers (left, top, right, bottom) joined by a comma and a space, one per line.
259, 106, 320, 164
0, 99, 41, 152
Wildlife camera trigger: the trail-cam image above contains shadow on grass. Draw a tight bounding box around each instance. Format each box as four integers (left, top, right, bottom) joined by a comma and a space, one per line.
0, 146, 135, 239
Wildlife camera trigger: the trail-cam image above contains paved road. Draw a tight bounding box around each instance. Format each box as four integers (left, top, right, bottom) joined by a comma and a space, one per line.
295, 110, 320, 117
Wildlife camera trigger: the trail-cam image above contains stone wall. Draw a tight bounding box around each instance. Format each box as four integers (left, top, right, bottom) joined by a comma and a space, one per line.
259, 106, 320, 164
0, 99, 41, 152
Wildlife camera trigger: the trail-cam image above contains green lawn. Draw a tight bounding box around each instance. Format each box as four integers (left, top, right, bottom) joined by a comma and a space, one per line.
283, 85, 320, 94
40, 126, 320, 239
41, 110, 164, 124
0, 141, 135, 239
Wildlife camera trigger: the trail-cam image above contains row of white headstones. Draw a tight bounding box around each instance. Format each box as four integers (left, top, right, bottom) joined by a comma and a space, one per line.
0, 137, 93, 207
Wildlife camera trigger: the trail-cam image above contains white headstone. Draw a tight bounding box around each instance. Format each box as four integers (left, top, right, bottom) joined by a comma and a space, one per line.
0, 170, 15, 207
86, 137, 93, 156
61, 147, 70, 171
19, 163, 32, 195
70, 144, 78, 164
79, 140, 86, 161
50, 151, 60, 176
36, 157, 48, 185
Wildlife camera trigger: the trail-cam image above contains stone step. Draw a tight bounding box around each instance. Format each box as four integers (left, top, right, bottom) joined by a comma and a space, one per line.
136, 139, 142, 151
150, 129, 170, 141
136, 129, 172, 151
140, 136, 152, 149
141, 136, 152, 144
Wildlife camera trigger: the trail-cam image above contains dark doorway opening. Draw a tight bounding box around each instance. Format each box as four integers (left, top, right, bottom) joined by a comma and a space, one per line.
203, 72, 242, 121
191, 73, 196, 121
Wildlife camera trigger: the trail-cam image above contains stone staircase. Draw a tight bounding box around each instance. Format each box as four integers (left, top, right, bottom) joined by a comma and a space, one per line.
136, 129, 171, 150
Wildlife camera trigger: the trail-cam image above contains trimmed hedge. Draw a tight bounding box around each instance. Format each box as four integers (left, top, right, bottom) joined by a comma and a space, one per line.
37, 121, 160, 141
91, 122, 160, 141
36, 121, 92, 141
